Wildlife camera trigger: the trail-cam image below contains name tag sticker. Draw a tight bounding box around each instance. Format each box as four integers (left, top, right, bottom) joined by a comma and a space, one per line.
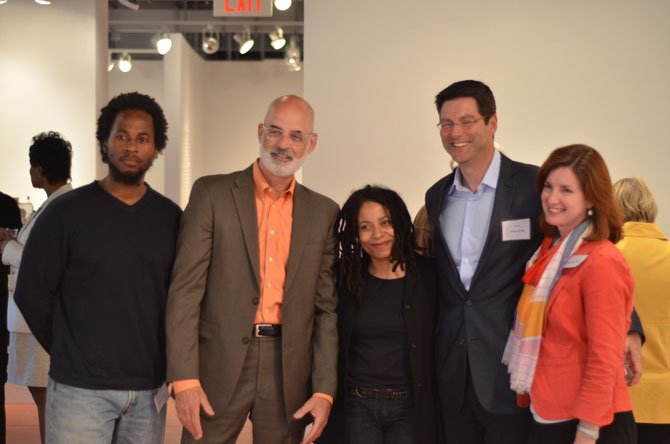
501, 218, 531, 241
154, 383, 169, 413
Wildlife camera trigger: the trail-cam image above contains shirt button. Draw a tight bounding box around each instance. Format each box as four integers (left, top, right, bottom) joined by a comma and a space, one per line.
416, 383, 423, 389
267, 283, 272, 288
458, 338, 465, 345
404, 304, 410, 310
251, 297, 259, 305
465, 299, 472, 306
268, 257, 273, 262
242, 337, 250, 344
270, 229, 275, 235
410, 342, 417, 349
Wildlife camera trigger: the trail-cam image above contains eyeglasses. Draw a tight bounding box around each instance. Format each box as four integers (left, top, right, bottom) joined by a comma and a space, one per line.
262, 125, 312, 146
436, 116, 488, 131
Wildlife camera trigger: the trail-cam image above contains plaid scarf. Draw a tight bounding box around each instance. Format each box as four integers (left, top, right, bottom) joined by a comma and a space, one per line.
502, 221, 588, 395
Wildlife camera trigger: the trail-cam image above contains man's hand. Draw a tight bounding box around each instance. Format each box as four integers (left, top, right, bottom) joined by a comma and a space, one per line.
625, 332, 643, 386
174, 386, 215, 440
293, 395, 332, 444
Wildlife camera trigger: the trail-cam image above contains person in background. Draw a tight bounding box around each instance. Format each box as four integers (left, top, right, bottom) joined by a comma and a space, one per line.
319, 185, 437, 444
504, 144, 635, 444
613, 177, 670, 444
14, 93, 181, 444
0, 190, 22, 444
0, 132, 72, 444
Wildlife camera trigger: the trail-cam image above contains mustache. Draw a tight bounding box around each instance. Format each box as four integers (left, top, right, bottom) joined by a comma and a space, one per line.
270, 147, 295, 160
119, 155, 143, 162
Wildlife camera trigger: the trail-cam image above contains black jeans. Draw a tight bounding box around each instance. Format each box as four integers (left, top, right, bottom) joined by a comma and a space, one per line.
528, 411, 637, 444
345, 389, 416, 444
637, 423, 670, 444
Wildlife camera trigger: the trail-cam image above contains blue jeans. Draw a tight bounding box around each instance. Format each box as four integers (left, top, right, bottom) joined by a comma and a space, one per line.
46, 378, 166, 444
345, 389, 416, 444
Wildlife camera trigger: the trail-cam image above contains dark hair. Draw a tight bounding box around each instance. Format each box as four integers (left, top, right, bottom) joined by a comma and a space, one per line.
96, 92, 168, 163
335, 185, 416, 297
434, 80, 496, 124
29, 131, 73, 183
537, 144, 623, 243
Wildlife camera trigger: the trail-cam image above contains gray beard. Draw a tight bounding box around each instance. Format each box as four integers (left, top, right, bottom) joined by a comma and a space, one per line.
259, 146, 305, 178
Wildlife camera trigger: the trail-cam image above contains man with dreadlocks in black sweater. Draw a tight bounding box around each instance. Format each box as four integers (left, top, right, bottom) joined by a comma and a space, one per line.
14, 92, 181, 444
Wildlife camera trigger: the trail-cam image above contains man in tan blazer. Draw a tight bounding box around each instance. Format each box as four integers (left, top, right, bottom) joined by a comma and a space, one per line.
166, 95, 339, 444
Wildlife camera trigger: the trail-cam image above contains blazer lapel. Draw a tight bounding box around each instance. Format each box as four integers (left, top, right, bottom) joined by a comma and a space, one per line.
402, 266, 418, 305
232, 167, 261, 287
284, 184, 312, 295
432, 174, 468, 296
470, 155, 515, 286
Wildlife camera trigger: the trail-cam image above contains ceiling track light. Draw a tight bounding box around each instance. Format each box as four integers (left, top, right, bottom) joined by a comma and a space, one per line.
0, 0, 8, 5
274, 0, 292, 11
284, 35, 302, 72
117, 0, 139, 11
118, 52, 132, 73
34, 0, 52, 4
233, 27, 254, 55
201, 25, 220, 55
156, 32, 172, 55
269, 27, 286, 50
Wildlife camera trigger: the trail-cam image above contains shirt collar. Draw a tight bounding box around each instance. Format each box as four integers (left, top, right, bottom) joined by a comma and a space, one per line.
450, 149, 501, 194
252, 159, 296, 198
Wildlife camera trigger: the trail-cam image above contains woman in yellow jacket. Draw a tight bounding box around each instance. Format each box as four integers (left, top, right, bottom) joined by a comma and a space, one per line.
614, 177, 670, 444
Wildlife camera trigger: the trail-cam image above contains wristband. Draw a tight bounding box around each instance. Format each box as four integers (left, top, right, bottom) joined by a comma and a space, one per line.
577, 424, 600, 440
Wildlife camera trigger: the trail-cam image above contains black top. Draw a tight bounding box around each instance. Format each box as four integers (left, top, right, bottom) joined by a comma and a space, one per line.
348, 274, 411, 388
318, 255, 438, 444
15, 181, 182, 390
0, 191, 22, 358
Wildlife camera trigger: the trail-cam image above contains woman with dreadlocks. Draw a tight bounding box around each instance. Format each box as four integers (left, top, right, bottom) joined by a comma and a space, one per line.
318, 185, 437, 444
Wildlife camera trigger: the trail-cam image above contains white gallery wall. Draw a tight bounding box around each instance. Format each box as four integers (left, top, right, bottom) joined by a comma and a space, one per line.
304, 0, 670, 233
0, 0, 107, 209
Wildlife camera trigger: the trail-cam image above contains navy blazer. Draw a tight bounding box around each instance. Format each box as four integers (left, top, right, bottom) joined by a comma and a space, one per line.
426, 154, 542, 415
319, 255, 438, 444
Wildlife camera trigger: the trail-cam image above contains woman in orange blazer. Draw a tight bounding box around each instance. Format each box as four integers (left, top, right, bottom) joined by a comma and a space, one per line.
503, 144, 635, 444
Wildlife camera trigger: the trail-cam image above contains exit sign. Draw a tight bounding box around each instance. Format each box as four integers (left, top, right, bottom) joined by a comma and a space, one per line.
214, 0, 273, 17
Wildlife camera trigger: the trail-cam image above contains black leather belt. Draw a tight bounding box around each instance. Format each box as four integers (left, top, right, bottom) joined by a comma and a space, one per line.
349, 385, 409, 400
252, 323, 282, 338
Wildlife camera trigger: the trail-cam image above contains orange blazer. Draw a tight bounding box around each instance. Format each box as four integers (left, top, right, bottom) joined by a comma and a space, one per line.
530, 239, 634, 426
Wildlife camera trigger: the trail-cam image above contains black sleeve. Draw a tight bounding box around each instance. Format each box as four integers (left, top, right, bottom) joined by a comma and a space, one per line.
629, 308, 645, 344
13, 205, 67, 353
0, 192, 22, 230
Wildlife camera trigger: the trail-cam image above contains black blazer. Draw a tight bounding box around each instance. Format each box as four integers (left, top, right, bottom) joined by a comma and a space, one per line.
319, 255, 438, 444
426, 154, 542, 415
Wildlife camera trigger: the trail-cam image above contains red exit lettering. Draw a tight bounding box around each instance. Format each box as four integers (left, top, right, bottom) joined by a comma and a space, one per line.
224, 0, 263, 12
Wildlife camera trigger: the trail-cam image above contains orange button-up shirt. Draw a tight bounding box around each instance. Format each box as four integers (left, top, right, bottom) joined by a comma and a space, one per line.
252, 160, 294, 324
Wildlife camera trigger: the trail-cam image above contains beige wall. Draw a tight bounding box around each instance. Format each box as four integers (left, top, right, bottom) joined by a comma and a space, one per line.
304, 0, 670, 232
0, 0, 106, 208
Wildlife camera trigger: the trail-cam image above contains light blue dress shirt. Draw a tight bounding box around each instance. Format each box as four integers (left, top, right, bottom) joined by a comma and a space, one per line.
439, 150, 501, 290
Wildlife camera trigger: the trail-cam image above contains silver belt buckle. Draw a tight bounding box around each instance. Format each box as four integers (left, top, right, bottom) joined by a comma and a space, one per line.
254, 323, 272, 337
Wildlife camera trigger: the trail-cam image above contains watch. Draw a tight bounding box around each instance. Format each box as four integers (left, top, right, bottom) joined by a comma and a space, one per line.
577, 424, 600, 440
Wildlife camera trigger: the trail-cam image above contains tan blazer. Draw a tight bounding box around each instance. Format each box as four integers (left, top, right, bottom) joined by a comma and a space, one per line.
166, 166, 339, 423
